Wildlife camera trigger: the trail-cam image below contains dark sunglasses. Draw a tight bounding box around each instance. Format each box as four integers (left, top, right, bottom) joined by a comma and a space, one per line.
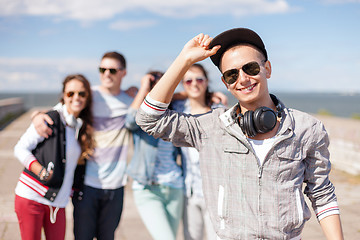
222, 61, 261, 84
184, 77, 205, 85
99, 67, 123, 74
65, 91, 87, 98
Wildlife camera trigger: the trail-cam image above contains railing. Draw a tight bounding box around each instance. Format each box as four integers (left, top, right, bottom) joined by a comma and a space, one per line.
0, 98, 25, 129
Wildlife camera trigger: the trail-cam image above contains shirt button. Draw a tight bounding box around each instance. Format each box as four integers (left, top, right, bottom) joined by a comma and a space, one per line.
62, 159, 66, 163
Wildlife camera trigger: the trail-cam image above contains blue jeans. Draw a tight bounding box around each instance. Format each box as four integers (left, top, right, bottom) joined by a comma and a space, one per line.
133, 185, 184, 240
72, 185, 124, 240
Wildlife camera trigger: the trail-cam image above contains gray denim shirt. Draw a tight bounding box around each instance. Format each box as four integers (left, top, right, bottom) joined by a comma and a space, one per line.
136, 96, 339, 240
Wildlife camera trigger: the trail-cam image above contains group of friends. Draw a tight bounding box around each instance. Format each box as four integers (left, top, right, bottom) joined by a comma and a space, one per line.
13, 27, 344, 240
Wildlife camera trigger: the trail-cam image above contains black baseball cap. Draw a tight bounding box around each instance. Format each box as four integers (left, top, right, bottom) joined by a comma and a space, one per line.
209, 28, 268, 69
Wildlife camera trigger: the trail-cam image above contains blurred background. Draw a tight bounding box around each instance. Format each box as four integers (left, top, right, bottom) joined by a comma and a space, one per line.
0, 0, 359, 118
0, 1, 360, 239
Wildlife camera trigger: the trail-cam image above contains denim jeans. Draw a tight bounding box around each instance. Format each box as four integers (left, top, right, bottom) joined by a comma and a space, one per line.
72, 185, 124, 240
133, 185, 184, 240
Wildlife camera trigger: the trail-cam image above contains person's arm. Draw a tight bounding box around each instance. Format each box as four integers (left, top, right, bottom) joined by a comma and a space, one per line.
319, 215, 344, 240
130, 74, 154, 110
125, 74, 154, 131
303, 120, 343, 239
148, 33, 220, 104
14, 124, 53, 180
173, 91, 229, 107
172, 91, 188, 101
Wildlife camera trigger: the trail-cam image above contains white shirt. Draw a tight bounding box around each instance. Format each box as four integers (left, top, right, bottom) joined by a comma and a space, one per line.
247, 136, 276, 166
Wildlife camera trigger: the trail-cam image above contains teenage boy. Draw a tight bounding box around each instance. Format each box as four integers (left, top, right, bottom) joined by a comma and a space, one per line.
33, 52, 133, 240
135, 28, 343, 239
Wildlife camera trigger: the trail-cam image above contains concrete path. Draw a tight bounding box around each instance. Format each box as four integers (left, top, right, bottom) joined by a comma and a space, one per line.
1, 110, 359, 240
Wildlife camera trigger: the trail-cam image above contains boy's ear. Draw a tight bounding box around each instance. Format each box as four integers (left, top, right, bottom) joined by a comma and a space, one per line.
221, 77, 230, 90
120, 69, 127, 78
265, 60, 271, 79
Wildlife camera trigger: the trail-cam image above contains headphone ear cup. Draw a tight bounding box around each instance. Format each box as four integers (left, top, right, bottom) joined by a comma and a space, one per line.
253, 107, 277, 134
65, 114, 77, 128
240, 110, 257, 137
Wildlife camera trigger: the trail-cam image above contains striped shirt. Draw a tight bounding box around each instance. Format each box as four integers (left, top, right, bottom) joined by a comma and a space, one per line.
84, 86, 133, 189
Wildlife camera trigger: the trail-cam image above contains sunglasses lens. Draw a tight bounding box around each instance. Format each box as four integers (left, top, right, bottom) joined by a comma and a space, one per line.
109, 69, 117, 74
66, 92, 74, 97
196, 78, 204, 84
223, 69, 239, 84
66, 91, 87, 98
184, 78, 205, 85
99, 67, 118, 74
242, 62, 260, 76
184, 79, 192, 85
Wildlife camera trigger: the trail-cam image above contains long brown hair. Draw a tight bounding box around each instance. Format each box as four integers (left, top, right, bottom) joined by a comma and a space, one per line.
190, 64, 213, 107
60, 74, 94, 163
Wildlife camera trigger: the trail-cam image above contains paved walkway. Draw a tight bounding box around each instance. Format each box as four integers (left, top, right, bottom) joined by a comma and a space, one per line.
0, 110, 359, 240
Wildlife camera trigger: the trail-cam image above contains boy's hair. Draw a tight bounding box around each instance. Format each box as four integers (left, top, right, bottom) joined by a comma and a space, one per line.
102, 52, 126, 69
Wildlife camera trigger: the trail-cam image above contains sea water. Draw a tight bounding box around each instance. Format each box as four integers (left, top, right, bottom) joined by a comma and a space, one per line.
1, 91, 360, 119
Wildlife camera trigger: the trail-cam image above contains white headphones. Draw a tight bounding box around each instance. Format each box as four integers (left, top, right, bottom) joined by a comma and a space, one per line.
62, 105, 83, 139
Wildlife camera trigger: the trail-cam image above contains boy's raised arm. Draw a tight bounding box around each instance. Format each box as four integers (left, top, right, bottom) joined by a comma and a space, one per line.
148, 33, 220, 104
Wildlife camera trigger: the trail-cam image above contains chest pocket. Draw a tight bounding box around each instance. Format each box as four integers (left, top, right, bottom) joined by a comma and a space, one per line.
276, 141, 304, 161
222, 136, 249, 154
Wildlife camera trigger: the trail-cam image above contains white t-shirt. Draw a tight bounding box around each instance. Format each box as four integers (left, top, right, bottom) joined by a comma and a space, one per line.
247, 136, 276, 166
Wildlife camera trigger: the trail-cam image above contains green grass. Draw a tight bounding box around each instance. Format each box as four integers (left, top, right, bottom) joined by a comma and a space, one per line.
351, 113, 360, 120
317, 109, 333, 116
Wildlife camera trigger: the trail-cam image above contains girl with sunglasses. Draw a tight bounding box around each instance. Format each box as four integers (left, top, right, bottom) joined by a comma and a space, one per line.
14, 74, 94, 240
178, 63, 219, 240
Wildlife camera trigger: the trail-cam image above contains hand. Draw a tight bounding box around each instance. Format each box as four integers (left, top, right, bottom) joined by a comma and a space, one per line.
33, 112, 53, 138
212, 92, 228, 106
180, 33, 221, 65
125, 86, 138, 98
140, 74, 158, 92
30, 161, 54, 181
38, 167, 53, 181
129, 74, 158, 110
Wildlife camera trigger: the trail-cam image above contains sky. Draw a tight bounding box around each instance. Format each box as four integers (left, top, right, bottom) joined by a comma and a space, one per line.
0, 0, 359, 94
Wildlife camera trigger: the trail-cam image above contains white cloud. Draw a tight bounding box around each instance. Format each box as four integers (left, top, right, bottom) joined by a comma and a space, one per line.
0, 57, 97, 69
0, 56, 165, 92
0, 0, 292, 21
0, 57, 99, 92
109, 19, 157, 31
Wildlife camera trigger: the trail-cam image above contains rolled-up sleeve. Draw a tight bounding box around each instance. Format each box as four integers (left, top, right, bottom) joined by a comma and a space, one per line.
303, 121, 340, 221
135, 94, 206, 150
